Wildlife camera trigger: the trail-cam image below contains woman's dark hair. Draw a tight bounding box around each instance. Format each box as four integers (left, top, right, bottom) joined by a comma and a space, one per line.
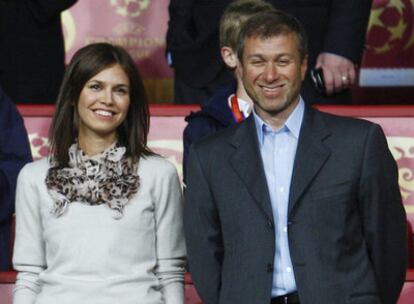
49, 42, 153, 166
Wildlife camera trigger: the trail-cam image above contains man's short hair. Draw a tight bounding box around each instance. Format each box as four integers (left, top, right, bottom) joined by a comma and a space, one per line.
219, 0, 275, 50
236, 10, 308, 62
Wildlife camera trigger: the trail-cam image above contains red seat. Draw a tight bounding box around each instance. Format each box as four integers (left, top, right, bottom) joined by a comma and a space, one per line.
185, 273, 203, 303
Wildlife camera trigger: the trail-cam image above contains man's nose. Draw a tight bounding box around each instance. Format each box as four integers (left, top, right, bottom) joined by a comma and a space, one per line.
264, 63, 278, 82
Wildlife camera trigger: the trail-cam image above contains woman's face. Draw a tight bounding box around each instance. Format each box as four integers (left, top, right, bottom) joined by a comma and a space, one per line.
77, 64, 130, 145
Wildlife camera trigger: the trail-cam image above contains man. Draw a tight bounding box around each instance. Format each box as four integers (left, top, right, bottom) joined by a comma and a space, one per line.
166, 0, 372, 104
0, 86, 32, 270
184, 10, 406, 304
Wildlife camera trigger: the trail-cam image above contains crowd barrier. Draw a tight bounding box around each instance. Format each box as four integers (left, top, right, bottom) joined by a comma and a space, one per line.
1, 104, 414, 303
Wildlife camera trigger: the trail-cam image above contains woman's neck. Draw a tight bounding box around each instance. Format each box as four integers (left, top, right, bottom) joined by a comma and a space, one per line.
78, 134, 117, 156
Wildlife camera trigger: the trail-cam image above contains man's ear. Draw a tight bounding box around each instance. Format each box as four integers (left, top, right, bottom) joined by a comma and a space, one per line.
301, 55, 308, 80
221, 47, 238, 69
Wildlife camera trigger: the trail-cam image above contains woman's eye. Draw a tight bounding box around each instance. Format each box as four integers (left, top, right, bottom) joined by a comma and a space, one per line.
89, 84, 100, 91
116, 88, 128, 95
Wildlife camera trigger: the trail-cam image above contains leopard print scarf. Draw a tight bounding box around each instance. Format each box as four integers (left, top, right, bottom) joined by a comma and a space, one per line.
45, 143, 139, 219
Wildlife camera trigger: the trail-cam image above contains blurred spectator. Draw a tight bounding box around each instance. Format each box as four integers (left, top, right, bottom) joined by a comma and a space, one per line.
281, 0, 372, 104
182, 0, 275, 180
0, 86, 32, 270
166, 0, 231, 105
166, 0, 372, 105
0, 0, 77, 104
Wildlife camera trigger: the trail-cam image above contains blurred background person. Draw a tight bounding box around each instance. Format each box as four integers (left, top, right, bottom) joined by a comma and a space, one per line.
182, 0, 275, 181
166, 0, 230, 105
166, 0, 372, 105
283, 0, 372, 104
0, 86, 32, 271
0, 0, 77, 104
13, 43, 186, 304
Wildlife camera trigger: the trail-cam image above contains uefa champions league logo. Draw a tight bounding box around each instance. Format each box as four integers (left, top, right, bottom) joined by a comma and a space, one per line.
110, 0, 150, 17
367, 0, 414, 54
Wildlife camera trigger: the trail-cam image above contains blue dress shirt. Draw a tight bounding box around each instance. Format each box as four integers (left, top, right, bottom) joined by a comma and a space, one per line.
253, 99, 305, 296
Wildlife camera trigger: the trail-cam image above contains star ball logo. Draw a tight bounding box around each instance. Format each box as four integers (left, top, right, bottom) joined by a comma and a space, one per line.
366, 0, 414, 54
110, 0, 150, 17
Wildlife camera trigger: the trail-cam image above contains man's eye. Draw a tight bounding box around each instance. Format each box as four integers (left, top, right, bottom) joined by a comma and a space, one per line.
251, 60, 264, 66
277, 59, 292, 66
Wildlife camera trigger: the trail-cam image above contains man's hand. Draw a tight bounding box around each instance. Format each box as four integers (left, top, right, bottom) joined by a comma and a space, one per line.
315, 53, 357, 96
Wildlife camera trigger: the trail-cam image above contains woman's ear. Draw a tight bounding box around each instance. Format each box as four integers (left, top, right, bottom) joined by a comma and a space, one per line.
221, 47, 237, 69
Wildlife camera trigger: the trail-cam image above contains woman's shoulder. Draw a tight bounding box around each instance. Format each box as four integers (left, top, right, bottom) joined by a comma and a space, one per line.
16, 157, 50, 190
138, 154, 178, 177
137, 155, 182, 195
19, 157, 50, 178
22, 157, 50, 170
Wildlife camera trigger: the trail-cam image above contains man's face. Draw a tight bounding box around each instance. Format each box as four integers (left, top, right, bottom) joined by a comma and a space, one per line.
240, 33, 307, 125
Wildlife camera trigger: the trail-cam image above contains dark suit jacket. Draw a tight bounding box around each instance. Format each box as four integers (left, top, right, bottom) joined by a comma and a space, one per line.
0, 0, 77, 104
166, 0, 372, 104
184, 106, 406, 304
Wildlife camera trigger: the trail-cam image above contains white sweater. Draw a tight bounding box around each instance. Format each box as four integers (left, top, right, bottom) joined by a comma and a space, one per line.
13, 155, 186, 304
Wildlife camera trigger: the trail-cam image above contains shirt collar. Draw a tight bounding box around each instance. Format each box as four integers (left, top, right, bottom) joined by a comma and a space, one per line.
227, 94, 252, 118
253, 97, 305, 146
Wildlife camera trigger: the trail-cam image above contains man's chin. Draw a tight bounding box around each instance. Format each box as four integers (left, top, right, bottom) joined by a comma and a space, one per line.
261, 97, 286, 111
261, 97, 299, 115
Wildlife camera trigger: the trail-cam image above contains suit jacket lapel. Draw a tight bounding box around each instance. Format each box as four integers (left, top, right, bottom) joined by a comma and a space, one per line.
229, 115, 274, 222
288, 106, 331, 216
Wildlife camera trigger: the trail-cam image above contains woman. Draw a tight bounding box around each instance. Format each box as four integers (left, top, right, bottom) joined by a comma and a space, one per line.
12, 43, 186, 304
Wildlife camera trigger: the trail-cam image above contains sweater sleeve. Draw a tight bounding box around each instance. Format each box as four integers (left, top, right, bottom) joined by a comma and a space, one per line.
153, 160, 186, 304
12, 164, 46, 304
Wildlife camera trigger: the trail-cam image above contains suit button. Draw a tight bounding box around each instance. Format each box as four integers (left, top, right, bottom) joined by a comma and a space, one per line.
267, 264, 273, 273
267, 220, 274, 229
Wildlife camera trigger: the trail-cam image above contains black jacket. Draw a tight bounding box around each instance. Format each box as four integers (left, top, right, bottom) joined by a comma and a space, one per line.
0, 0, 77, 104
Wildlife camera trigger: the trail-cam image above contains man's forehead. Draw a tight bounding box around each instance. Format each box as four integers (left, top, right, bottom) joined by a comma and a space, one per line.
243, 33, 299, 54
245, 32, 297, 44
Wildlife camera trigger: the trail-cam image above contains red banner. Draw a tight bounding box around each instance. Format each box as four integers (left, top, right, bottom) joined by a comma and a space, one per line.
360, 0, 414, 86
363, 117, 414, 225
62, 0, 172, 79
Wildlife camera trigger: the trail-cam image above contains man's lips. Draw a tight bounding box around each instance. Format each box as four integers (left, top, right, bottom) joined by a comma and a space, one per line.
260, 83, 285, 96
